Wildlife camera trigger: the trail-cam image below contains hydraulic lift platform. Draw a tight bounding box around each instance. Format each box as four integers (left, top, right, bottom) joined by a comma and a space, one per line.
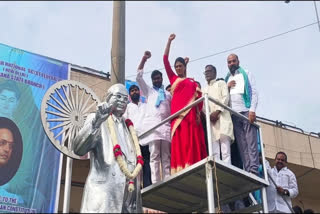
141, 156, 269, 213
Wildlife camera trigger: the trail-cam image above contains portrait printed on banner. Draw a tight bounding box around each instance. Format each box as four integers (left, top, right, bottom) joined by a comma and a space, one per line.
0, 117, 23, 186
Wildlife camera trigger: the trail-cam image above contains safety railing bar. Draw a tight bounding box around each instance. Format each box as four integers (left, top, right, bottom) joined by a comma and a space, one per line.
207, 96, 260, 128
138, 96, 204, 139
204, 94, 213, 156
207, 95, 269, 212
258, 127, 269, 184
310, 132, 320, 138
137, 93, 270, 211
139, 94, 260, 139
256, 116, 305, 133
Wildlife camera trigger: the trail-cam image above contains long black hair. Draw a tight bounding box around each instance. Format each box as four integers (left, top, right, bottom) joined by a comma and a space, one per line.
174, 57, 186, 67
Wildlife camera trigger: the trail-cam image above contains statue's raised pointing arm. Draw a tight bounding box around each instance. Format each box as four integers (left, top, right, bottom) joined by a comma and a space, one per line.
73, 84, 143, 213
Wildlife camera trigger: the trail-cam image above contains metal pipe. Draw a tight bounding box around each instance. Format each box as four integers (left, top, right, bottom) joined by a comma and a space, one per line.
259, 126, 269, 213
205, 162, 215, 213
110, 1, 126, 84
138, 96, 204, 139
259, 127, 269, 184
204, 94, 213, 156
258, 123, 269, 213
208, 96, 260, 128
62, 156, 73, 213
261, 187, 269, 213
54, 152, 64, 212
314, 1, 320, 32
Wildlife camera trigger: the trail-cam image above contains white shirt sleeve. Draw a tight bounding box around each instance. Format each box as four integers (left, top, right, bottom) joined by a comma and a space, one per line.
264, 159, 273, 176
288, 171, 299, 198
201, 87, 207, 113
167, 92, 172, 102
217, 81, 229, 112
136, 69, 151, 97
247, 71, 259, 112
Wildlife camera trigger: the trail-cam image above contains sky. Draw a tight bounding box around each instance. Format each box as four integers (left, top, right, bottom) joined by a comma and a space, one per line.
0, 1, 319, 133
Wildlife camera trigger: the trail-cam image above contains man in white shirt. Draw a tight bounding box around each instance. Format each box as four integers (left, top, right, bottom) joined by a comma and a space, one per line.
203, 65, 234, 164
225, 53, 259, 175
136, 51, 172, 184
123, 84, 152, 188
266, 151, 298, 213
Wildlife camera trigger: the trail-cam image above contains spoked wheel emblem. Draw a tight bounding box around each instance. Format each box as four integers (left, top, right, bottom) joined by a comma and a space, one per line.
41, 80, 100, 159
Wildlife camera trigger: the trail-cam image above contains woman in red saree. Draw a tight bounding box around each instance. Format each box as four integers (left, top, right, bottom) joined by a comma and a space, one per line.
163, 34, 208, 174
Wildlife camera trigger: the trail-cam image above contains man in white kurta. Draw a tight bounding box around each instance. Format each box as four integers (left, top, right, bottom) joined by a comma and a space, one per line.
265, 152, 298, 213
202, 65, 234, 164
136, 51, 172, 184
123, 85, 147, 143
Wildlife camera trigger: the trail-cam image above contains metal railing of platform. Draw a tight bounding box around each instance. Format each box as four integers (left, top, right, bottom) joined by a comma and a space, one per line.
138, 93, 271, 213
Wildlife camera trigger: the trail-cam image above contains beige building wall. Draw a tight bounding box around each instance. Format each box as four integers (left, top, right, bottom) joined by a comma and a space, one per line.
69, 66, 113, 101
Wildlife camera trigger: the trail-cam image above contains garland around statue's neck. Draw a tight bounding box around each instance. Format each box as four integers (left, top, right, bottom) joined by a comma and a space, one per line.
106, 116, 143, 192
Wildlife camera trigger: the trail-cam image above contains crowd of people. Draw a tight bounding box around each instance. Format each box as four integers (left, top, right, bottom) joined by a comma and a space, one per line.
123, 33, 261, 186
123, 33, 300, 212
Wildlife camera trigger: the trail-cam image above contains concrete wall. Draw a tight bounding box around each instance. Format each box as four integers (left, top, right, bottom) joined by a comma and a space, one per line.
258, 121, 318, 169
70, 67, 112, 101
310, 136, 320, 169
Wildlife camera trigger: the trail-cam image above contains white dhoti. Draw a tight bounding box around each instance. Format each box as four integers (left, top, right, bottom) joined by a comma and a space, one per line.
212, 135, 231, 164
149, 140, 171, 183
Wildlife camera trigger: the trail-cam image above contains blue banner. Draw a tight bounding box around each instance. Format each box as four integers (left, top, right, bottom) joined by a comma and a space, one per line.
0, 44, 68, 213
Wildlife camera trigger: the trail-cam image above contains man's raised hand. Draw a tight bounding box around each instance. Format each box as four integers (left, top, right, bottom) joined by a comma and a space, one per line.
139, 51, 151, 70
143, 51, 151, 60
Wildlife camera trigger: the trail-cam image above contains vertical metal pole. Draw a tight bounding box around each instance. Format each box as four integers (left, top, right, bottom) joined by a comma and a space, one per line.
204, 93, 213, 157
314, 1, 320, 32
54, 151, 64, 212
111, 1, 126, 85
206, 162, 215, 213
258, 127, 269, 213
261, 187, 269, 213
204, 94, 215, 212
63, 157, 73, 213
258, 127, 269, 183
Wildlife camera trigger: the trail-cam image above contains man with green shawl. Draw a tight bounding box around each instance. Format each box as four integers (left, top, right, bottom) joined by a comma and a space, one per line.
225, 53, 259, 175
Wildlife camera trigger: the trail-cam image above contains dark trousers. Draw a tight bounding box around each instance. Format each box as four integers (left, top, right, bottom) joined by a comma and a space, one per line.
140, 145, 152, 188
231, 111, 259, 174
